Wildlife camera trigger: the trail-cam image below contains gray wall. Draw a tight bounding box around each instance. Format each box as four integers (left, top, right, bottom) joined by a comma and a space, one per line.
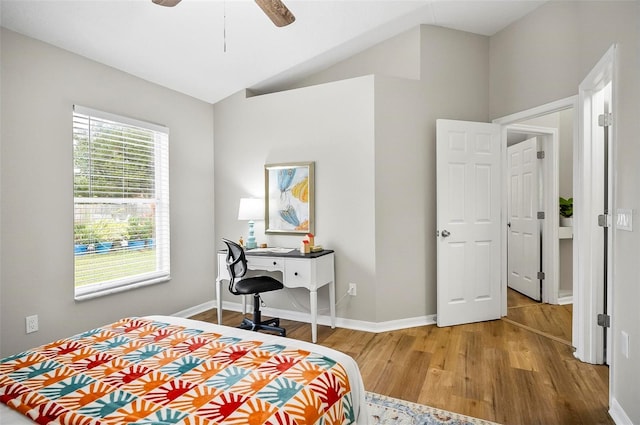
280, 26, 422, 90
0, 29, 216, 357
490, 1, 640, 421
213, 25, 489, 323
374, 76, 430, 320
214, 77, 377, 321
372, 23, 490, 320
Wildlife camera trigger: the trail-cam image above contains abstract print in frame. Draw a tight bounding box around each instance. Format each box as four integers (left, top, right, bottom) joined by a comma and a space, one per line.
265, 162, 314, 235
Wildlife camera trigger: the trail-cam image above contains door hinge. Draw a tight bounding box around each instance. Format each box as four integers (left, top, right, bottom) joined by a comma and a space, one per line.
598, 113, 613, 127
537, 271, 545, 280
598, 214, 610, 228
537, 211, 545, 219
597, 313, 611, 328
537, 151, 545, 159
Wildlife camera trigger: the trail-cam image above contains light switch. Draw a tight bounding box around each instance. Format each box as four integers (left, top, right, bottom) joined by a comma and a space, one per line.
616, 209, 633, 231
621, 331, 630, 359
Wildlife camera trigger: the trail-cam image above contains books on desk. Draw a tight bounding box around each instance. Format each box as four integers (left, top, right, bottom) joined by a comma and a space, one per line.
247, 246, 324, 254
249, 247, 296, 254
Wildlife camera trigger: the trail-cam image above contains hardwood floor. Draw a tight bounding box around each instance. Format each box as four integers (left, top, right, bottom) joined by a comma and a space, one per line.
189, 308, 612, 425
505, 288, 573, 346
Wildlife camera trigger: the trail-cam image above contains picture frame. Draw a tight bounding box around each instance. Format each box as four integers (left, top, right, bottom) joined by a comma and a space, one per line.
265, 161, 315, 235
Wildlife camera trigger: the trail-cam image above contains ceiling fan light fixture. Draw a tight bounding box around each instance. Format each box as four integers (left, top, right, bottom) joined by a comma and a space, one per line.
254, 0, 296, 27
152, 0, 182, 7
150, 0, 294, 28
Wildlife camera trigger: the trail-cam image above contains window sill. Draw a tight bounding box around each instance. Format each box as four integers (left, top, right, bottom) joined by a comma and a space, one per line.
74, 275, 171, 301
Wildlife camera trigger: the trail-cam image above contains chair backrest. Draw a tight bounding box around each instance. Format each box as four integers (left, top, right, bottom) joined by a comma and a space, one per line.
222, 238, 247, 295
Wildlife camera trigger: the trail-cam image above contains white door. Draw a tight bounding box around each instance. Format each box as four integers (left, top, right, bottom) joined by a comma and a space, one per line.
507, 137, 541, 301
436, 119, 502, 327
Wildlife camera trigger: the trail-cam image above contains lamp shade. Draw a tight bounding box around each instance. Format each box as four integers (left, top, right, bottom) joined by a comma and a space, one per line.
238, 198, 264, 221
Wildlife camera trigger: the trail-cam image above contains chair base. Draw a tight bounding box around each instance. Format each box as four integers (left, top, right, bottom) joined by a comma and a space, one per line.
238, 317, 286, 337
237, 294, 286, 337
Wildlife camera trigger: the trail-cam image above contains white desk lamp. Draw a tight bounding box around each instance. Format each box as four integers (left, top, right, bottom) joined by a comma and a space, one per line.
237, 198, 264, 249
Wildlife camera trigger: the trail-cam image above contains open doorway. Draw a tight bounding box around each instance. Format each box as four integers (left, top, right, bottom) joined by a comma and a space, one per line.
501, 109, 575, 344
435, 47, 616, 370
491, 45, 616, 366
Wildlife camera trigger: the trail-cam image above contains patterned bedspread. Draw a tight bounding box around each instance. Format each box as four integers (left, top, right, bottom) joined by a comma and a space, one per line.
0, 317, 356, 424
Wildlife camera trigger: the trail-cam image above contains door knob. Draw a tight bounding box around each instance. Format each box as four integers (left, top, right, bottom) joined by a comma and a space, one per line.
441, 230, 450, 238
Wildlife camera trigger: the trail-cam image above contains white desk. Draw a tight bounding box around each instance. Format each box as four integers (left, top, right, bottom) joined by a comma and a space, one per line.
216, 249, 336, 343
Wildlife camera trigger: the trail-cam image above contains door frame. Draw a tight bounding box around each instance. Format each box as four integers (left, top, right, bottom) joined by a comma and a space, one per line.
494, 96, 575, 317
575, 44, 616, 365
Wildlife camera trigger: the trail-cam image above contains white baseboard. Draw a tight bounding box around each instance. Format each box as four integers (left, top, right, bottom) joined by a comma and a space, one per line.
172, 300, 217, 318
557, 295, 573, 305
609, 397, 633, 425
173, 299, 436, 333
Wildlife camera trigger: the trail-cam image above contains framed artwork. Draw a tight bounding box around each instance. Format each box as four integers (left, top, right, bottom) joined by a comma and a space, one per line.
265, 162, 314, 235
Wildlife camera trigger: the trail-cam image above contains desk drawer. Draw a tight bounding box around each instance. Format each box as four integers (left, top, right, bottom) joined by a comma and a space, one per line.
247, 256, 284, 272
284, 259, 312, 287
217, 253, 230, 280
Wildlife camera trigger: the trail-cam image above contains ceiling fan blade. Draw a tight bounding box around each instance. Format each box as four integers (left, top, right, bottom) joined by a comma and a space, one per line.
152, 0, 182, 7
254, 0, 296, 27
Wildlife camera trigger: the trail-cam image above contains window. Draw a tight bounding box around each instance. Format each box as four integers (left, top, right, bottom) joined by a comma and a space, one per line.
73, 105, 170, 300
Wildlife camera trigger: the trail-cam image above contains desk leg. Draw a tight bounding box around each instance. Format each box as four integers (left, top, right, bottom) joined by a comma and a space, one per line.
215, 278, 223, 325
310, 290, 318, 343
329, 281, 336, 329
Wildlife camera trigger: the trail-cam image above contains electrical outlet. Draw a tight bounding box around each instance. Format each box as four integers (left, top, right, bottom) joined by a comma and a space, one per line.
26, 315, 39, 334
348, 283, 357, 296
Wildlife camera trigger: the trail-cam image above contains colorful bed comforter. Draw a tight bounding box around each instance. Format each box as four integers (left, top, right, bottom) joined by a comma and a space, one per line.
0, 316, 361, 424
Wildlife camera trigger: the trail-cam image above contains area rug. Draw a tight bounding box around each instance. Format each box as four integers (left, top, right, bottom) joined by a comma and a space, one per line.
366, 392, 500, 425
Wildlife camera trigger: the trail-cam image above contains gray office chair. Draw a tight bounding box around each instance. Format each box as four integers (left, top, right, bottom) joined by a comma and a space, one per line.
222, 238, 286, 337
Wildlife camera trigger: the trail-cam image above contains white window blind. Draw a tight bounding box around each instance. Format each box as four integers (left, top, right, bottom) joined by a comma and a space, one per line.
73, 105, 170, 300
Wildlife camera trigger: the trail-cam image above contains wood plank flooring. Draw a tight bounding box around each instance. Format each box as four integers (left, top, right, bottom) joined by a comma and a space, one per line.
506, 288, 573, 345
190, 306, 612, 425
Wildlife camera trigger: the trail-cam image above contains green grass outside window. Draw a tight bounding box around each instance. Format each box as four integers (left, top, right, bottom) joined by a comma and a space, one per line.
74, 249, 156, 287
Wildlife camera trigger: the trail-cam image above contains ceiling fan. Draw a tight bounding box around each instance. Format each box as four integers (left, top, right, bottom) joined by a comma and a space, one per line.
152, 0, 296, 27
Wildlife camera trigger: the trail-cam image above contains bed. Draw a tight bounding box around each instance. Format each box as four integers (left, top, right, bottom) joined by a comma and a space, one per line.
0, 315, 367, 424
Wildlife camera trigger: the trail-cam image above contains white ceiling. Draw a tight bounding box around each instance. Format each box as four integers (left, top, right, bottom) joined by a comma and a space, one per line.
1, 0, 545, 104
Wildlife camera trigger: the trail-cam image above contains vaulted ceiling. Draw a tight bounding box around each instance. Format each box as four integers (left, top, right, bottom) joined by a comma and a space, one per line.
1, 0, 545, 104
